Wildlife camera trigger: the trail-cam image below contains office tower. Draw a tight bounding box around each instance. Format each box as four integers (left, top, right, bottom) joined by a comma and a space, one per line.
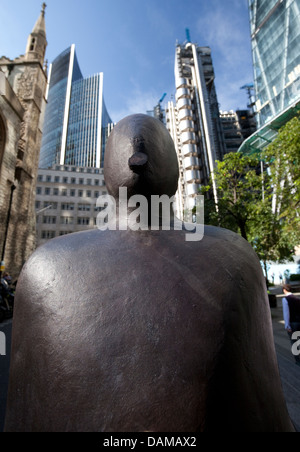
220, 111, 244, 154
35, 165, 107, 247
40, 45, 113, 169
166, 42, 225, 218
241, 0, 300, 154
220, 109, 257, 155
250, 0, 300, 128
0, 5, 48, 278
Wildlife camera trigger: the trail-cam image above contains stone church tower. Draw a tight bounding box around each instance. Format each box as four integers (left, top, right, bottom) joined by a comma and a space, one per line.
0, 4, 48, 279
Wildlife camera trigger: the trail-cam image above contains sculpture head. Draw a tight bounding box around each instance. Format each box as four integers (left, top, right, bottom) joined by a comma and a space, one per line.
104, 114, 179, 200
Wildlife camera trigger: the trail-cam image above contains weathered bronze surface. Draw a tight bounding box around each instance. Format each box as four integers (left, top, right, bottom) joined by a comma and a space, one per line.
5, 114, 295, 432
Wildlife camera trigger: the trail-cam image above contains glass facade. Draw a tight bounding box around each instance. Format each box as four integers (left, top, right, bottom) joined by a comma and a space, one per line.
40, 46, 113, 169
249, 0, 300, 128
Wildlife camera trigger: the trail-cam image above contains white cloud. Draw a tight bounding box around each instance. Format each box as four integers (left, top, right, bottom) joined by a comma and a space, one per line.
195, 0, 253, 110
110, 86, 161, 124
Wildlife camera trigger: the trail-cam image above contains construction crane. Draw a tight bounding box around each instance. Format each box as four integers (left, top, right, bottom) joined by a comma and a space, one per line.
154, 93, 167, 123
240, 83, 255, 111
159, 93, 167, 104
185, 28, 191, 43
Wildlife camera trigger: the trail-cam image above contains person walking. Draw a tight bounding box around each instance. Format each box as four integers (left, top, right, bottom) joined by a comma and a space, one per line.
282, 284, 300, 366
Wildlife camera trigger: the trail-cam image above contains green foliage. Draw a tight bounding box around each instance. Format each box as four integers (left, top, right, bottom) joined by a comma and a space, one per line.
204, 152, 265, 241
262, 114, 300, 244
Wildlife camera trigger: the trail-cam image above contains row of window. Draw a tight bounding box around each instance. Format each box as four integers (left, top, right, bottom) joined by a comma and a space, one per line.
39, 217, 100, 238
35, 202, 108, 212
40, 217, 96, 225
36, 187, 107, 197
37, 174, 105, 185
40, 228, 101, 239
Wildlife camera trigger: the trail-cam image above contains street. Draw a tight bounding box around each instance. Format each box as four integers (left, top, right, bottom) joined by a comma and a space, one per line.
0, 299, 299, 432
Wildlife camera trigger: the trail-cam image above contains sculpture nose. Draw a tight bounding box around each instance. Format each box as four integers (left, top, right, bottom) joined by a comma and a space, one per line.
128, 152, 148, 172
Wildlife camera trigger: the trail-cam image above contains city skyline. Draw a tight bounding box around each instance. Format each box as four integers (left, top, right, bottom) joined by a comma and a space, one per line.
0, 0, 254, 123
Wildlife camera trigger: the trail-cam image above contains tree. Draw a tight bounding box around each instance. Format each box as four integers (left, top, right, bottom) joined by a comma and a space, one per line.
262, 114, 300, 244
203, 133, 299, 282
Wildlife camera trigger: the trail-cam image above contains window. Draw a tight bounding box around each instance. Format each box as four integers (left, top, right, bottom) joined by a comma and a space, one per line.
79, 178, 84, 185
63, 177, 68, 183
38, 175, 43, 182
53, 188, 59, 196
46, 175, 52, 182
36, 187, 42, 195
78, 204, 91, 212
43, 216, 56, 224
30, 38, 35, 52
45, 188, 51, 195
77, 217, 90, 225
55, 176, 60, 183
60, 217, 74, 225
42, 231, 56, 239
61, 189, 67, 196
61, 203, 74, 211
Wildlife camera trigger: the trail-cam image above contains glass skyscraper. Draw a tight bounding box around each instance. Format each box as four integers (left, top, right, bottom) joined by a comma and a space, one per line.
240, 0, 300, 154
40, 45, 113, 169
249, 0, 300, 128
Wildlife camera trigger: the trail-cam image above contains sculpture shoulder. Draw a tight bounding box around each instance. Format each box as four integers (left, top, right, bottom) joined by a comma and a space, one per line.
16, 230, 110, 297
20, 225, 259, 281
193, 224, 259, 261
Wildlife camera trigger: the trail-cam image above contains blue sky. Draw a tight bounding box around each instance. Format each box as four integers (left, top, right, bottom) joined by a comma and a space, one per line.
0, 0, 254, 123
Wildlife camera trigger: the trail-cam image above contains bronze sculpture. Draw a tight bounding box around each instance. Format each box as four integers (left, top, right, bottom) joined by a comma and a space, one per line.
5, 114, 295, 432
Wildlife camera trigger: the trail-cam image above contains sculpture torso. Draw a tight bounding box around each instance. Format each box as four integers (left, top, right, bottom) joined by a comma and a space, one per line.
5, 115, 294, 432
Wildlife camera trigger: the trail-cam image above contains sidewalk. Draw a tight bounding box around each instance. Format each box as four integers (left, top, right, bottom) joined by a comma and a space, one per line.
270, 290, 300, 432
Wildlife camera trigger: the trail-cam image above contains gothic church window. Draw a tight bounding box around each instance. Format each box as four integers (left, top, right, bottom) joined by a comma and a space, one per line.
30, 38, 36, 51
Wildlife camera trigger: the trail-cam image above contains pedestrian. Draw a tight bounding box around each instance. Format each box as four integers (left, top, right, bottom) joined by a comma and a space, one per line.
279, 273, 283, 284
282, 284, 300, 366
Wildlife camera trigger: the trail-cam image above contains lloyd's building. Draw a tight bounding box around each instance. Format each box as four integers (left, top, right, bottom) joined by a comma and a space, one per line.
39, 45, 113, 169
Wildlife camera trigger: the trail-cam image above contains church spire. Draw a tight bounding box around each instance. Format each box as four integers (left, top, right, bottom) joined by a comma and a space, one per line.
25, 3, 47, 65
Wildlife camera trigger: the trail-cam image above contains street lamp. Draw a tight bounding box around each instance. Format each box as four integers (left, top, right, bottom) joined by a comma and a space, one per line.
36, 204, 52, 215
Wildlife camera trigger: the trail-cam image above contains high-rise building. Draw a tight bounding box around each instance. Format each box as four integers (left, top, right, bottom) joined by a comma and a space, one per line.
220, 111, 244, 154
40, 45, 113, 169
240, 0, 300, 154
35, 165, 107, 247
220, 109, 257, 155
0, 4, 48, 278
251, 0, 300, 128
166, 42, 225, 218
